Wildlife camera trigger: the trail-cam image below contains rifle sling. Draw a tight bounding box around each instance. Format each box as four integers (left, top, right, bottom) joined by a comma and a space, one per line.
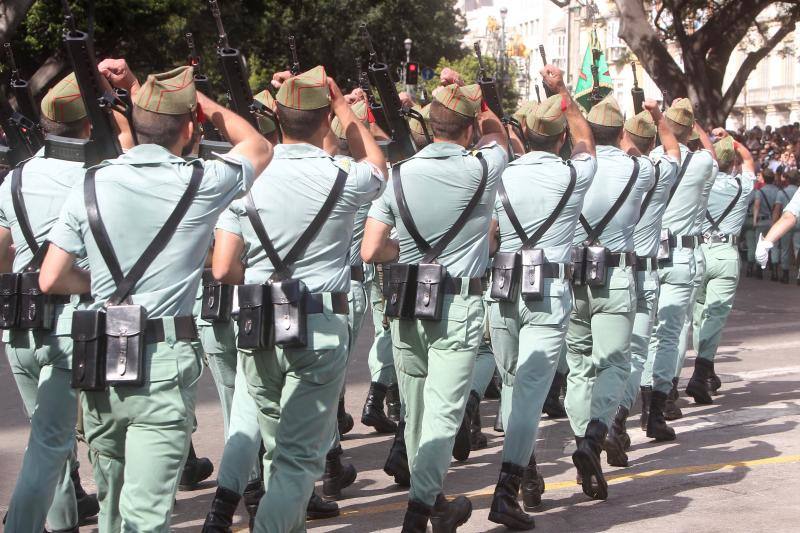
580, 156, 640, 244
10, 163, 50, 271
705, 177, 742, 232
666, 151, 694, 206
638, 161, 661, 221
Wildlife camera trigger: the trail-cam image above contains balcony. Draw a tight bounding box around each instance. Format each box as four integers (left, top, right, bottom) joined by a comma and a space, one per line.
734, 84, 798, 109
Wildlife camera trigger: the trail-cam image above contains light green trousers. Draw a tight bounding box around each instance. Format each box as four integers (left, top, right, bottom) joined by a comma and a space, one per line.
367, 275, 396, 386
5, 328, 79, 533
471, 300, 496, 399
391, 288, 485, 506
198, 319, 238, 439
646, 247, 696, 394
565, 266, 636, 436
244, 307, 349, 533
82, 335, 203, 532
693, 243, 741, 362
621, 268, 660, 409
489, 279, 572, 466
676, 246, 706, 377
743, 219, 756, 262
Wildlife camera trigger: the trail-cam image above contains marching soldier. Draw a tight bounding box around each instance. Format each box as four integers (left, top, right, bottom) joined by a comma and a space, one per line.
40, 63, 271, 530
361, 82, 508, 531
684, 132, 755, 403
773, 172, 797, 284
643, 99, 716, 436
753, 168, 780, 279
606, 101, 681, 467
564, 94, 655, 500
756, 186, 800, 267
210, 65, 385, 532
487, 66, 596, 530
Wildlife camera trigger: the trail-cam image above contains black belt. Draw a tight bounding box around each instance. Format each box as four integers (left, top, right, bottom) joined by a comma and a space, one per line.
541, 262, 573, 280
636, 256, 658, 271
608, 252, 637, 268
668, 234, 697, 249
350, 264, 365, 283
305, 292, 350, 315
702, 233, 740, 245
443, 276, 484, 295
145, 316, 198, 343
49, 293, 93, 305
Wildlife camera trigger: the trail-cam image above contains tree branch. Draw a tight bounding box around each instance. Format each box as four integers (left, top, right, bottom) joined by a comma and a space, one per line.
0, 0, 36, 44
548, 0, 570, 7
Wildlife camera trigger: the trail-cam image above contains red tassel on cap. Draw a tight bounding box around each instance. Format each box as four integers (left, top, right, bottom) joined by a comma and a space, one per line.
367, 107, 376, 124
481, 100, 489, 113
560, 95, 568, 111
196, 103, 206, 124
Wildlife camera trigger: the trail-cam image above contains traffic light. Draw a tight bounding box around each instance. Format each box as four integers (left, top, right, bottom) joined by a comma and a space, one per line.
405, 62, 419, 85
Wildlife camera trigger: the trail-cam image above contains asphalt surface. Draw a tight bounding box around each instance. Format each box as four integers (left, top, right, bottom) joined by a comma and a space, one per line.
2, 273, 799, 532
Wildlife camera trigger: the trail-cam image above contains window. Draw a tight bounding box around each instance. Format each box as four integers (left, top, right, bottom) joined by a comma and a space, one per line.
607, 18, 621, 48
553, 31, 566, 60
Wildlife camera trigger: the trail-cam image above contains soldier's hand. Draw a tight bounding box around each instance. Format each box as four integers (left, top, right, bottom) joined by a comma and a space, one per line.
440, 67, 464, 87
643, 99, 661, 120
540, 64, 566, 93
98, 58, 139, 93
712, 127, 728, 139
271, 70, 293, 90
345, 87, 366, 105
398, 91, 415, 109
327, 77, 348, 115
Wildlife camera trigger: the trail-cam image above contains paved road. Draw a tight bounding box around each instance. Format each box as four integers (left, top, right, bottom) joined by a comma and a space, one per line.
2, 274, 799, 532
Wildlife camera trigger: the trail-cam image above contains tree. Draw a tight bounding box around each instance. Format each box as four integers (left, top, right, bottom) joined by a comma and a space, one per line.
614, 0, 800, 125
420, 55, 520, 113
0, 0, 467, 103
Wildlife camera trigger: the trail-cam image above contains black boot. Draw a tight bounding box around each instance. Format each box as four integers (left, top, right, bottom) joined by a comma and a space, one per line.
470, 393, 488, 451
488, 462, 535, 530
781, 269, 790, 284
686, 358, 714, 404
431, 493, 472, 532
521, 453, 545, 511
386, 382, 401, 423
361, 382, 398, 434
180, 442, 214, 490
202, 486, 240, 533
322, 445, 357, 501
707, 361, 722, 394
71, 467, 99, 525
604, 406, 629, 467
571, 420, 608, 500
574, 436, 584, 485
307, 491, 339, 520
484, 370, 502, 399
494, 396, 504, 433
453, 390, 480, 461
755, 266, 764, 279
664, 377, 683, 420
542, 372, 568, 418
770, 264, 779, 281
338, 396, 354, 436
384, 420, 410, 487
242, 479, 264, 532
401, 499, 431, 533
647, 390, 677, 441
745, 262, 754, 277
639, 386, 652, 431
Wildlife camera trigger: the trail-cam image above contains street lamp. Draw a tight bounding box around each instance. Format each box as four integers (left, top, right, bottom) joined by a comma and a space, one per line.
403, 37, 413, 95
499, 7, 508, 99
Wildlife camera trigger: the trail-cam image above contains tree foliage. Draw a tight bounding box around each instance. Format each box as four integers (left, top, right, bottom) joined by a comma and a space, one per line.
420, 54, 519, 113
1, 0, 468, 100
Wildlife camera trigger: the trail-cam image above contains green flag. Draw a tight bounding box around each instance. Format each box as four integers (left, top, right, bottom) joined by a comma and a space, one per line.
574, 29, 613, 112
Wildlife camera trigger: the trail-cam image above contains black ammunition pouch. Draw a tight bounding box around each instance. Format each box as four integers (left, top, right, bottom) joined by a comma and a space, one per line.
414, 263, 447, 320
201, 268, 234, 322
520, 248, 545, 301
377, 264, 390, 298
19, 272, 54, 330
104, 304, 147, 386
237, 284, 273, 350
271, 278, 309, 348
0, 273, 21, 329
585, 245, 610, 287
571, 245, 586, 286
657, 229, 671, 260
384, 263, 417, 319
490, 251, 521, 302
71, 309, 107, 391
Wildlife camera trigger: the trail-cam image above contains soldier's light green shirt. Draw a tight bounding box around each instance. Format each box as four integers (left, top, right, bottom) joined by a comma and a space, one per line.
0, 149, 85, 273
776, 184, 798, 209
782, 187, 800, 219
702, 170, 756, 235
48, 144, 254, 318
495, 151, 596, 263
368, 142, 508, 278
217, 143, 385, 293
633, 154, 679, 257
755, 183, 779, 225
350, 200, 371, 266
573, 145, 655, 252
652, 144, 716, 236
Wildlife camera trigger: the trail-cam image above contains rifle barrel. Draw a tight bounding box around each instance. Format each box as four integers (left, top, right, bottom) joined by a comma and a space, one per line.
208, 0, 230, 49
360, 24, 378, 62
539, 45, 547, 65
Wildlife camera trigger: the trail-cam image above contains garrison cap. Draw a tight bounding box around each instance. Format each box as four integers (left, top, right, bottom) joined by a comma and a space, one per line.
253, 89, 277, 134
525, 95, 566, 137
587, 94, 623, 127
689, 129, 700, 141
512, 100, 536, 124
433, 83, 482, 118
624, 110, 656, 139
331, 100, 370, 140
134, 66, 197, 114
40, 72, 87, 123
665, 97, 694, 127
714, 135, 735, 167
409, 104, 431, 136
275, 65, 330, 110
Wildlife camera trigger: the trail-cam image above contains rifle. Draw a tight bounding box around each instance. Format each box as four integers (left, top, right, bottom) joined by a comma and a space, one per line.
358, 60, 391, 136
186, 32, 223, 141
631, 62, 644, 115
5, 43, 45, 153
60, 0, 123, 164
208, 0, 258, 128
0, 102, 34, 168
474, 42, 503, 119
661, 89, 669, 111
539, 45, 555, 97
288, 36, 300, 76
535, 85, 541, 103
360, 23, 417, 160
589, 48, 603, 105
